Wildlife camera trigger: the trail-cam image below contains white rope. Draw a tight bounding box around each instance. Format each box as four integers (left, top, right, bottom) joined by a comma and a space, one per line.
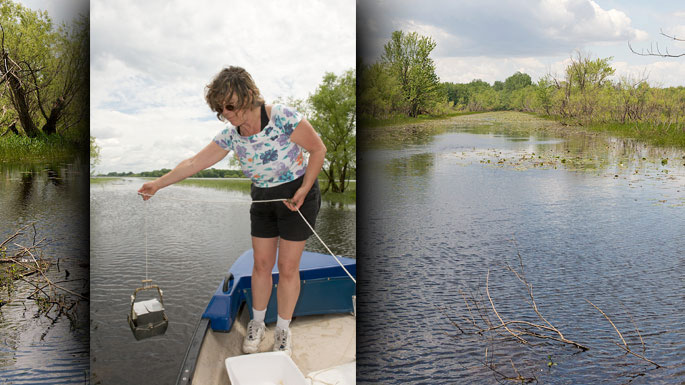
138, 192, 356, 284
144, 199, 148, 281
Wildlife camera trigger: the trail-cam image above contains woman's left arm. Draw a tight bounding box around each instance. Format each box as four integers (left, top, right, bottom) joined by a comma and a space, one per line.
285, 118, 326, 211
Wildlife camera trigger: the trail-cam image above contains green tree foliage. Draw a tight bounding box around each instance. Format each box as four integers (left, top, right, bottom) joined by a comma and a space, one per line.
90, 136, 100, 174
0, 0, 87, 139
445, 52, 684, 140
381, 31, 443, 117
309, 69, 356, 193
358, 62, 404, 119
504, 71, 532, 92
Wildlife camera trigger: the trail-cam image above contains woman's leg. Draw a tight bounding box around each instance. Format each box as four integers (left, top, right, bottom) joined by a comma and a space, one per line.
251, 236, 279, 311
275, 238, 306, 319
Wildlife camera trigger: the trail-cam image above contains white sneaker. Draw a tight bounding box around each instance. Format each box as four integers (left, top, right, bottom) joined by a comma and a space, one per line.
273, 327, 292, 356
242, 320, 265, 354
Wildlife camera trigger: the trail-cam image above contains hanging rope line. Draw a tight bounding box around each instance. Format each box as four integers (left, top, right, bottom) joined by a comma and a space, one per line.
144, 199, 149, 281
138, 192, 356, 284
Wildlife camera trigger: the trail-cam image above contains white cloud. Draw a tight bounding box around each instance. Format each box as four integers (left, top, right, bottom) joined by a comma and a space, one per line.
612, 60, 685, 87
359, 0, 646, 59
92, 0, 355, 173
536, 0, 646, 42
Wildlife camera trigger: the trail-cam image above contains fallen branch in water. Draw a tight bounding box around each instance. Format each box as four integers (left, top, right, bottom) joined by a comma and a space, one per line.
447, 243, 661, 382
1, 223, 87, 327
455, 253, 589, 351
585, 298, 662, 368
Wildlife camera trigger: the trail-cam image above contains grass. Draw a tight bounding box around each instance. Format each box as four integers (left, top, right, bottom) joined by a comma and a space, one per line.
178, 178, 356, 205
522, 113, 685, 149
319, 180, 356, 205
359, 111, 484, 128
89, 177, 123, 185
585, 121, 685, 149
363, 110, 685, 150
0, 134, 83, 162
178, 178, 252, 194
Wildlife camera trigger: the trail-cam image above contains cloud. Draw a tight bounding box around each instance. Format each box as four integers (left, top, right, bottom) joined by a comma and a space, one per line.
359, 0, 646, 60
92, 0, 355, 173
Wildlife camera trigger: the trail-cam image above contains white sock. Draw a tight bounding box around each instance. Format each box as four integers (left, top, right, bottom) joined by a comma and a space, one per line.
276, 315, 291, 330
252, 307, 266, 323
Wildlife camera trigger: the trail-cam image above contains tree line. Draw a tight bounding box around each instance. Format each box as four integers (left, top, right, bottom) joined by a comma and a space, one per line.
360, 30, 685, 143
444, 52, 685, 131
102, 168, 245, 178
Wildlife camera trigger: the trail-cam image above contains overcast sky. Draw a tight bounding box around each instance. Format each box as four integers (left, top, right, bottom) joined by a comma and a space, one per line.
90, 0, 355, 174
15, 0, 88, 26
359, 0, 685, 87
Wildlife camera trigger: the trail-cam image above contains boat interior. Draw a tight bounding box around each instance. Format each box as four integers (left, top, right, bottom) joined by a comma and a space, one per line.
191, 304, 356, 384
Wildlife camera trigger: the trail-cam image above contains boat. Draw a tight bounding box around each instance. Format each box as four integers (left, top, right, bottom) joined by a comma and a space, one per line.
176, 249, 356, 385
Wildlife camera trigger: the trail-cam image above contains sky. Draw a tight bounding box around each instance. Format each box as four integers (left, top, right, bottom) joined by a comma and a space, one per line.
15, 0, 88, 26
89, 0, 355, 174
358, 0, 685, 87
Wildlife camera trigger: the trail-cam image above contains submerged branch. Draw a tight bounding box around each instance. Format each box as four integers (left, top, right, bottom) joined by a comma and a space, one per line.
1, 224, 88, 328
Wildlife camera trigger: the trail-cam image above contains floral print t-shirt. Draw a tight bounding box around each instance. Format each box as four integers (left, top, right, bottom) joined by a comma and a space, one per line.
213, 104, 307, 187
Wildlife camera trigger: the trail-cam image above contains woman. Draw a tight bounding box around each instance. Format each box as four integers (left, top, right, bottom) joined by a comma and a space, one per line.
138, 66, 326, 356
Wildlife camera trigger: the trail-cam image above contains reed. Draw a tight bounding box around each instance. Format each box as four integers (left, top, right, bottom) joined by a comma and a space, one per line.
0, 134, 81, 162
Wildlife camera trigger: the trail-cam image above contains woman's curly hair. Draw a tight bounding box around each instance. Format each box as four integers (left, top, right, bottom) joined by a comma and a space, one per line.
205, 66, 265, 121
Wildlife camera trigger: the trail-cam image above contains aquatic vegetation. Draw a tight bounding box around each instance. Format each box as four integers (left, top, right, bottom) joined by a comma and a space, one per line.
0, 134, 82, 163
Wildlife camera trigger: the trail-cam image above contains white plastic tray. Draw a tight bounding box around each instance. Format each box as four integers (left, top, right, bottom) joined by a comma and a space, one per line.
225, 351, 307, 385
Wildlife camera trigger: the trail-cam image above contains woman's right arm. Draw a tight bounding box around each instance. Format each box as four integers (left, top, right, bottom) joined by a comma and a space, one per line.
138, 141, 229, 200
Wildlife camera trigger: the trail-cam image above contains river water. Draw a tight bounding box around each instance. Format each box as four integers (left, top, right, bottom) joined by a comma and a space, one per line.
357, 114, 684, 384
89, 179, 355, 384
0, 161, 89, 384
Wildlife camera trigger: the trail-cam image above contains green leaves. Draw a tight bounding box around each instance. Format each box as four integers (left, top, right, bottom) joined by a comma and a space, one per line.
380, 30, 444, 118
308, 69, 356, 193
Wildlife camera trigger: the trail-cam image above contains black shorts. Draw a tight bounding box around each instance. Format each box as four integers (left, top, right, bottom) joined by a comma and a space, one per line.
249, 176, 321, 241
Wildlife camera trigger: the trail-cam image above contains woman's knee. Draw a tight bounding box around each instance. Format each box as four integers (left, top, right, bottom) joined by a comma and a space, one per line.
253, 257, 275, 275
277, 259, 300, 279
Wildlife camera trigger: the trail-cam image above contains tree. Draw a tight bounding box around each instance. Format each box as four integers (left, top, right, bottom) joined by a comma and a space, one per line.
535, 77, 554, 115
309, 69, 356, 193
90, 136, 100, 174
629, 29, 684, 58
381, 30, 442, 117
0, 0, 87, 138
504, 72, 532, 92
358, 62, 404, 119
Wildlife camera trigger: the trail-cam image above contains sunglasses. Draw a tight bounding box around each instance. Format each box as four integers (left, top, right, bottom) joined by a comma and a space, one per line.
223, 103, 237, 112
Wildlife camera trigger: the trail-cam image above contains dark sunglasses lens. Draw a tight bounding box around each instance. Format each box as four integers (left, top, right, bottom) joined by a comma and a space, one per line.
224, 104, 235, 111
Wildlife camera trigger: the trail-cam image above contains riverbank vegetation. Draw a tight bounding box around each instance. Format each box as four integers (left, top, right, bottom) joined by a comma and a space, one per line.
360, 30, 685, 148
0, 0, 88, 161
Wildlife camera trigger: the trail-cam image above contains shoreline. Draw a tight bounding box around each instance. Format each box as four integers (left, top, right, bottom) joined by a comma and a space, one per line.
362, 111, 685, 150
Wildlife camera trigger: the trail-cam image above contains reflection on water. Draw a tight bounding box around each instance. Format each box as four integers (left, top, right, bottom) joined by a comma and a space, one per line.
0, 161, 89, 384
90, 179, 355, 385
358, 119, 685, 384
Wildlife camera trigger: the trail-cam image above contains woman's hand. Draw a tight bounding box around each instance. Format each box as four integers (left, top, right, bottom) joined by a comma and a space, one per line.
138, 181, 160, 201
284, 186, 309, 211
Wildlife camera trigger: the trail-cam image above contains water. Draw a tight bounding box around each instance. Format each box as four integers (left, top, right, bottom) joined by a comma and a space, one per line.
0, 161, 89, 384
89, 179, 355, 384
357, 117, 685, 384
